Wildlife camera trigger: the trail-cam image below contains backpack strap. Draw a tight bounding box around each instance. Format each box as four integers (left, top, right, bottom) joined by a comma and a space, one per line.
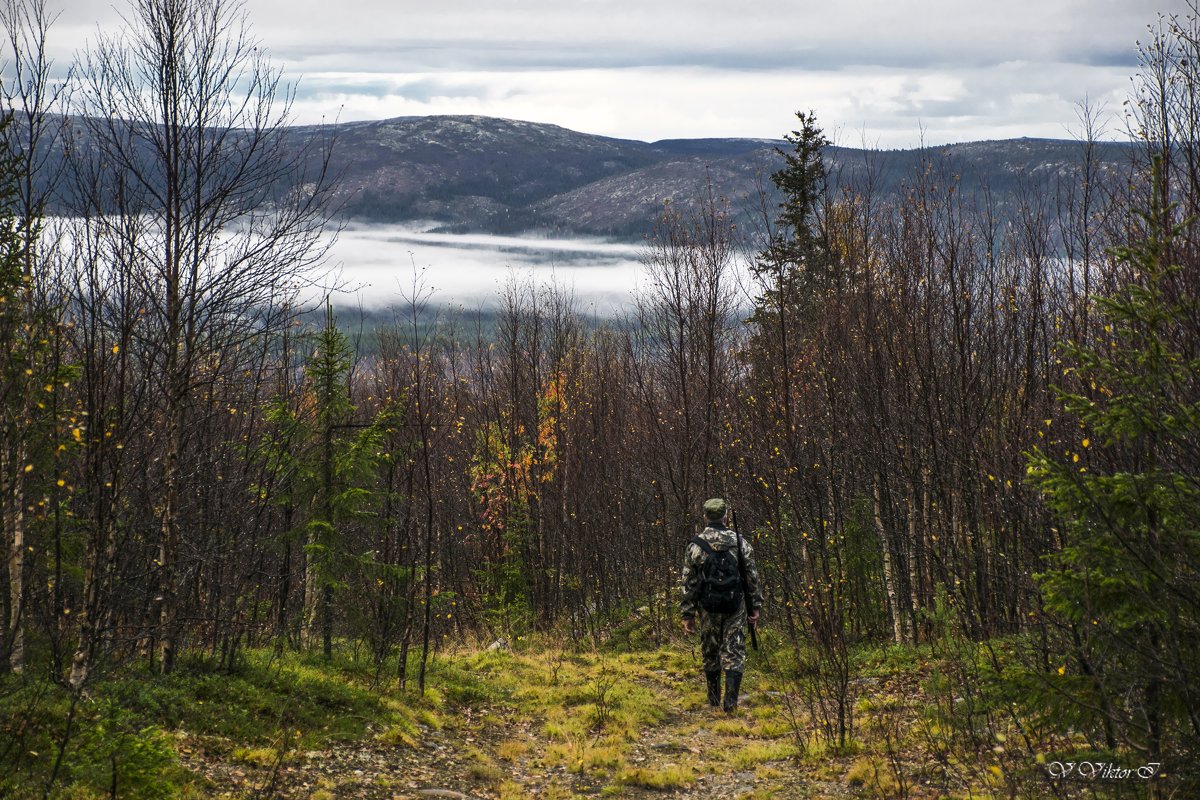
690, 536, 717, 556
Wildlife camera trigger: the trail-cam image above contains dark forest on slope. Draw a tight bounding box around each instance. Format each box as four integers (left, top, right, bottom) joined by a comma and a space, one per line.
14, 110, 1137, 239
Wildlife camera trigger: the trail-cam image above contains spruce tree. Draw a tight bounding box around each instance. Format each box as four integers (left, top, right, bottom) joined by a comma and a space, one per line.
751, 110, 832, 330
1027, 168, 1200, 775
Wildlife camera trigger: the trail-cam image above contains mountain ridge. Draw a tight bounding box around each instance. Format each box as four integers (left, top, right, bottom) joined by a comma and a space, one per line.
16, 113, 1140, 240
315, 115, 1138, 238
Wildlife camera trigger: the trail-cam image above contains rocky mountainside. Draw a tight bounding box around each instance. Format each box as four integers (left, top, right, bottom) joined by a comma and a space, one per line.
18, 113, 1139, 240
315, 116, 1138, 238
314, 116, 776, 236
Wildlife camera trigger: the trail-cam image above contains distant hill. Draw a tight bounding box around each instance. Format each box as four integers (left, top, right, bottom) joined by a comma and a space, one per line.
312, 116, 776, 236
19, 114, 1140, 240
316, 116, 1139, 238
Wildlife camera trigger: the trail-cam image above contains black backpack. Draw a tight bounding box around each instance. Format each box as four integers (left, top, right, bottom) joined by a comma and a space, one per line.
691, 536, 743, 614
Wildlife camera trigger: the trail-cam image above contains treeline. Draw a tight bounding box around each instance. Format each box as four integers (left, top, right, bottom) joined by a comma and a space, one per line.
2, 0, 1199, 795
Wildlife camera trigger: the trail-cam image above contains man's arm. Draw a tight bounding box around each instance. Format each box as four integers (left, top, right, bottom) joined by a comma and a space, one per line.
743, 541, 764, 619
680, 542, 700, 629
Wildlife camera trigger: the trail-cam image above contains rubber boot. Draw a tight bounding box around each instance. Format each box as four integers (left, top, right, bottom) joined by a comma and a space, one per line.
705, 670, 722, 707
722, 670, 743, 713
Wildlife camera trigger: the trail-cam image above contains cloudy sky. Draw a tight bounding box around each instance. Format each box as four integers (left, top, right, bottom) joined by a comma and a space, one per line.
52, 0, 1180, 147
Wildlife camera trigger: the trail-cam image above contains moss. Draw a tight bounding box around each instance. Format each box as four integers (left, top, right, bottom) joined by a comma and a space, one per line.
755, 719, 794, 739
712, 717, 755, 737
845, 757, 874, 786
418, 708, 444, 729
615, 764, 695, 789
726, 741, 797, 769
538, 782, 581, 800
737, 789, 783, 800
496, 738, 530, 761
580, 744, 624, 771
499, 779, 533, 799
375, 723, 418, 748
467, 761, 507, 785
230, 746, 282, 767
545, 738, 626, 777
845, 756, 899, 793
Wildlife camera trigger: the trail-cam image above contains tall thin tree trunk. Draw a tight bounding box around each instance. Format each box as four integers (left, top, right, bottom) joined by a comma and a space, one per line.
158, 402, 182, 673
873, 476, 904, 645
322, 425, 333, 660
4, 448, 26, 673
275, 530, 291, 654
906, 482, 924, 640
417, 403, 435, 694
302, 530, 317, 644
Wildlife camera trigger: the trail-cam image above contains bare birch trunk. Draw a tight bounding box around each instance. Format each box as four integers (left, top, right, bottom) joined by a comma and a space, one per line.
4, 448, 26, 673
873, 476, 904, 645
158, 405, 182, 673
302, 533, 319, 645
905, 481, 924, 639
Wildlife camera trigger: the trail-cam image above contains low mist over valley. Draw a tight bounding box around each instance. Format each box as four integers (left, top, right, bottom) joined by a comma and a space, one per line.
34, 113, 1141, 308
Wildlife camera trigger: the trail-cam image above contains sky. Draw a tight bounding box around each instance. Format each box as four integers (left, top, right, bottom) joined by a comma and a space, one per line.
46, 0, 1187, 147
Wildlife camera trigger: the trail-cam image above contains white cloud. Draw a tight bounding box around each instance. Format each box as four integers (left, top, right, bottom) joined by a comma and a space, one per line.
288, 61, 1132, 147
39, 0, 1187, 145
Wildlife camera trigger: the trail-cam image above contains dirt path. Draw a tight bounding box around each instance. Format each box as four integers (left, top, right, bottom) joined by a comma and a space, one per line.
179, 648, 868, 799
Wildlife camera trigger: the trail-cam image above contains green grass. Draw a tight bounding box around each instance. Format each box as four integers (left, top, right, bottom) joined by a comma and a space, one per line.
0, 639, 694, 799
0, 679, 192, 800
3, 632, 1106, 800
614, 763, 696, 789
724, 740, 798, 769
0, 646, 464, 799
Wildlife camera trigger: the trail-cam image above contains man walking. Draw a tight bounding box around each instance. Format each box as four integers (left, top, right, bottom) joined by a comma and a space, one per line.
680, 498, 763, 712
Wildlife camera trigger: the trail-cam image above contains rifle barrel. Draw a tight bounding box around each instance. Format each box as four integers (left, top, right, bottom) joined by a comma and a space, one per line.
731, 510, 759, 651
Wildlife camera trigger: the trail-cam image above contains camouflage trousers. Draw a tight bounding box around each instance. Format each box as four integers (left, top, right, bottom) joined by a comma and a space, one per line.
699, 602, 748, 673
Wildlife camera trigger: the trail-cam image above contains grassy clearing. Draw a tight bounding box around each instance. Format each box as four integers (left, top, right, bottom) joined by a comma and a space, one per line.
2, 631, 1081, 799
0, 646, 467, 799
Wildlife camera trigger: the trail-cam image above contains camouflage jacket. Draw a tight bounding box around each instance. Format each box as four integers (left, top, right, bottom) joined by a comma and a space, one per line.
679, 522, 764, 619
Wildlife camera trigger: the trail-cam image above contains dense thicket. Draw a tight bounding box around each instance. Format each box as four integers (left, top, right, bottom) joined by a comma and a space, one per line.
3, 0, 1200, 796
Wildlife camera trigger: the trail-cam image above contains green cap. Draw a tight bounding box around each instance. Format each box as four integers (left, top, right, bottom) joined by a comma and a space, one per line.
703, 498, 727, 519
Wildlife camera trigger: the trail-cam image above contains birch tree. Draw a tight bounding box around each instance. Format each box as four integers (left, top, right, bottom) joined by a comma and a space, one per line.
68, 0, 335, 674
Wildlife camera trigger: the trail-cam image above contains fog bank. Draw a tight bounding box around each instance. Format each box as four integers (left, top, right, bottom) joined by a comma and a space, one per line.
317, 223, 648, 314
